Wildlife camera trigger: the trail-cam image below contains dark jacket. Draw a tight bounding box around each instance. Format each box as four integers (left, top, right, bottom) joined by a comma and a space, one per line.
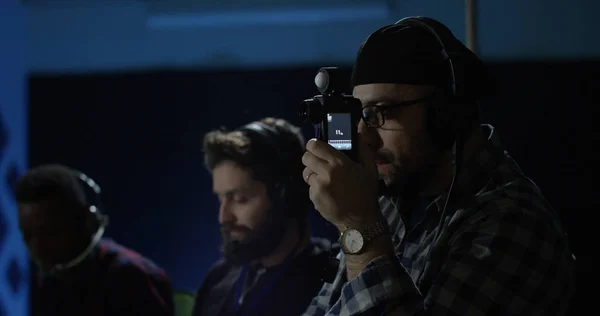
31, 238, 174, 316
193, 237, 338, 316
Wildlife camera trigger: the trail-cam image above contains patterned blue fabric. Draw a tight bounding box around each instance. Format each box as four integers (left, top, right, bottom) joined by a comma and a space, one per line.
0, 3, 28, 314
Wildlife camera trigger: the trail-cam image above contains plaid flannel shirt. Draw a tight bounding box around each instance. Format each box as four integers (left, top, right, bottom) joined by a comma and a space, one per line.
303, 125, 575, 316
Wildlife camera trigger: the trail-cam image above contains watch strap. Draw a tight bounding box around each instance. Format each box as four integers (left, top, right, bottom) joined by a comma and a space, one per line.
362, 218, 389, 241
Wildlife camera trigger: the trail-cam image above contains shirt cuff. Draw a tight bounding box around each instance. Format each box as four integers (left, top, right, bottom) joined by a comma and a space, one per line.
339, 254, 420, 315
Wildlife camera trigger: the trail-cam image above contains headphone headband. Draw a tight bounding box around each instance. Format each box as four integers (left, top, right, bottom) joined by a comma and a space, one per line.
238, 121, 283, 166
393, 16, 458, 96
70, 169, 104, 216
236, 121, 307, 218
238, 122, 281, 148
45, 169, 108, 275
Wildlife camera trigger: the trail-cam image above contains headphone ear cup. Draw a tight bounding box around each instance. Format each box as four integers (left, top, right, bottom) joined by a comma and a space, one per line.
427, 90, 456, 150
291, 176, 309, 219
276, 176, 306, 219
278, 183, 287, 208
429, 97, 480, 152
270, 181, 290, 216
82, 208, 99, 235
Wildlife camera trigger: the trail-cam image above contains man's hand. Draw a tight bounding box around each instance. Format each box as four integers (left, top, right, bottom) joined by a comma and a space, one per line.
302, 137, 395, 279
301, 137, 380, 231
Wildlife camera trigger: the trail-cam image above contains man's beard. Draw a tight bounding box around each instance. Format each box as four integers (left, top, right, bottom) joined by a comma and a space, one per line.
377, 142, 444, 200
220, 208, 288, 266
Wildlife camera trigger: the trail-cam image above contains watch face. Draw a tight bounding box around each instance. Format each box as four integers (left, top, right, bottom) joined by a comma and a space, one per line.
342, 229, 364, 254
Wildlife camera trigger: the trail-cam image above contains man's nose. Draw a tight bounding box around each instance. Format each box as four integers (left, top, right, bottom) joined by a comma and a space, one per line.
358, 119, 368, 134
218, 201, 235, 225
358, 119, 380, 150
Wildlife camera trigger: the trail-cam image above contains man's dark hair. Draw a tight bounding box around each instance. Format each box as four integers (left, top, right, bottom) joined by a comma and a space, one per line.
15, 164, 88, 213
203, 117, 308, 214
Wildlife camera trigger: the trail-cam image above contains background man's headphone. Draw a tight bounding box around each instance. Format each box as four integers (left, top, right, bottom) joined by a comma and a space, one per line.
236, 121, 308, 219
46, 170, 109, 275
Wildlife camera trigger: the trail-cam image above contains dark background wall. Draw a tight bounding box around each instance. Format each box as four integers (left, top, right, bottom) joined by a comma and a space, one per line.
28, 61, 598, 292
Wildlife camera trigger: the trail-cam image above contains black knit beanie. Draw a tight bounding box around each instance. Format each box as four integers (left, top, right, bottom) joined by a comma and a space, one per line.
351, 17, 492, 101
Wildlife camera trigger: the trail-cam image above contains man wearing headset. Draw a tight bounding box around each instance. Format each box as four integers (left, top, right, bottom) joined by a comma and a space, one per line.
193, 117, 336, 316
301, 17, 575, 315
16, 164, 174, 316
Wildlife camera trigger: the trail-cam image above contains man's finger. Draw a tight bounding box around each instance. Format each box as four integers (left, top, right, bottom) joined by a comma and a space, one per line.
305, 138, 345, 164
302, 150, 330, 176
302, 167, 317, 185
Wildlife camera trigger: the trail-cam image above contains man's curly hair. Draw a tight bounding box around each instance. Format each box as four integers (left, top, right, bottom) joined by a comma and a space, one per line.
203, 117, 308, 215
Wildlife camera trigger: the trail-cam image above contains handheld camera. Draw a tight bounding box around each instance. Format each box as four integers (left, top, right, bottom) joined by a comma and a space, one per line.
299, 67, 362, 161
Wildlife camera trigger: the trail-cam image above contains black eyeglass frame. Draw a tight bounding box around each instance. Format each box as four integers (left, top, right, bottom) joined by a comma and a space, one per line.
361, 95, 434, 128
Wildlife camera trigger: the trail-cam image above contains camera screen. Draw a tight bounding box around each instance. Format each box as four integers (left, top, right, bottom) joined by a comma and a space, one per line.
327, 113, 352, 150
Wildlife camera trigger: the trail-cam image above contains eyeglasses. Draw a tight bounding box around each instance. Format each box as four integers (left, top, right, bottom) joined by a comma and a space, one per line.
361, 96, 433, 128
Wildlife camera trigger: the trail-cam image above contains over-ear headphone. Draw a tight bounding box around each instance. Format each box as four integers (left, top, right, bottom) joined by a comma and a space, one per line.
380, 17, 487, 284
384, 16, 478, 150
237, 122, 308, 219
72, 170, 105, 219
44, 170, 109, 275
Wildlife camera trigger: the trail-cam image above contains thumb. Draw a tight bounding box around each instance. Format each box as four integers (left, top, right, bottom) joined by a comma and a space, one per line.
357, 135, 378, 179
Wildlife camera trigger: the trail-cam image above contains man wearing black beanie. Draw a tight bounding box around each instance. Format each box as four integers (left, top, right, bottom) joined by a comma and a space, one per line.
301, 16, 575, 315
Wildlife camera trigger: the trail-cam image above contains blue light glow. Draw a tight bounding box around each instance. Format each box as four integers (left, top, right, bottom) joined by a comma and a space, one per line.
0, 2, 29, 315
147, 5, 389, 29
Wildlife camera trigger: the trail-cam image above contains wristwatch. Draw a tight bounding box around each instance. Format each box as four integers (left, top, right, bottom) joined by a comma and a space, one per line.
339, 219, 389, 255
